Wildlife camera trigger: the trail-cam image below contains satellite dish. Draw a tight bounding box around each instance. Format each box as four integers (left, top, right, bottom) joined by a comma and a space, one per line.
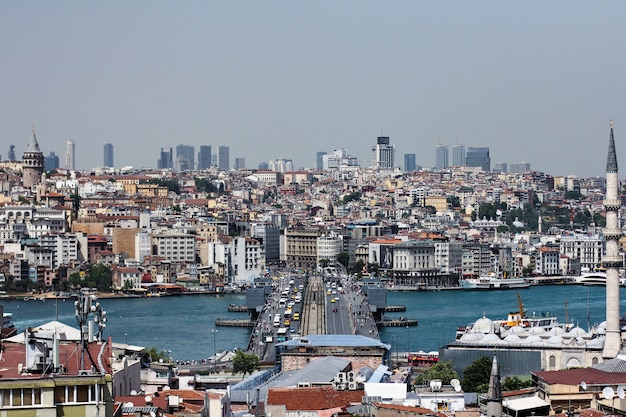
163, 385, 171, 391
581, 381, 587, 390
450, 379, 462, 392
123, 402, 134, 408
618, 386, 625, 399
140, 384, 146, 392
603, 386, 615, 400
130, 389, 138, 396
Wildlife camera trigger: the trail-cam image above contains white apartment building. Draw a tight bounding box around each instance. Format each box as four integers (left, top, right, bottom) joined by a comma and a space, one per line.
434, 241, 464, 274
39, 233, 79, 268
0, 206, 67, 243
559, 235, 604, 272
536, 246, 561, 276
207, 236, 265, 285
317, 234, 343, 268
135, 231, 152, 263
152, 232, 196, 263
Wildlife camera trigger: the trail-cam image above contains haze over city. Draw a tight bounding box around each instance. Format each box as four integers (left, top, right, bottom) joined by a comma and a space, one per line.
2, 1, 626, 177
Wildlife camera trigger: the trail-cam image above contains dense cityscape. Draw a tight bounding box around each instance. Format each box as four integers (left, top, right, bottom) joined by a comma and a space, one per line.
0, 123, 624, 417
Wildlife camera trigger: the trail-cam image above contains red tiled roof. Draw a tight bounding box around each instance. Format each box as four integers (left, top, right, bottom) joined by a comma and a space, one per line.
533, 367, 626, 385
267, 386, 363, 411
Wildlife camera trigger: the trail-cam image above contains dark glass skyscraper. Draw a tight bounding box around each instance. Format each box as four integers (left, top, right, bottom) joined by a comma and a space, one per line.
103, 143, 114, 167
198, 145, 212, 169
316, 151, 327, 170
176, 144, 195, 171
158, 147, 173, 169
45, 152, 59, 171
466, 147, 491, 171
404, 153, 416, 172
217, 146, 229, 170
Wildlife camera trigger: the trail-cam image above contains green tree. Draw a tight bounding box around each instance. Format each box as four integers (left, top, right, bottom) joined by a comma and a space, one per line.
87, 264, 112, 292
351, 260, 365, 277
502, 376, 533, 391
447, 195, 461, 208
232, 350, 259, 376
414, 360, 459, 385
319, 259, 331, 269
336, 252, 349, 270
461, 356, 493, 393
564, 190, 583, 200
142, 347, 171, 363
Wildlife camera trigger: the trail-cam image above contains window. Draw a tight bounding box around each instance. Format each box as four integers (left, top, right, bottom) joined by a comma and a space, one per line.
0, 388, 41, 407
549, 355, 556, 368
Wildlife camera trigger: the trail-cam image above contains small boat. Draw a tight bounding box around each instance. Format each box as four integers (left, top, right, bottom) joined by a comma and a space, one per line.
1, 311, 16, 338
459, 274, 529, 290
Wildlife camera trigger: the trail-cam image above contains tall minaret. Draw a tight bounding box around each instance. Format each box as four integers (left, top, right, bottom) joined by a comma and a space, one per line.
22, 124, 44, 189
486, 352, 503, 417
602, 120, 622, 358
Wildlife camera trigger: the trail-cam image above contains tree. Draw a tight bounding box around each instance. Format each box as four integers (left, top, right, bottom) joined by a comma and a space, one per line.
232, 350, 259, 376
142, 347, 171, 364
502, 376, 533, 391
414, 360, 458, 385
461, 356, 493, 393
336, 252, 349, 270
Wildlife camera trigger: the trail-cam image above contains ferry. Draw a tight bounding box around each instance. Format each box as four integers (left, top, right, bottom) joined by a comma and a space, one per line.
1, 311, 16, 339
459, 274, 529, 290
573, 271, 626, 286
408, 351, 439, 367
455, 294, 573, 340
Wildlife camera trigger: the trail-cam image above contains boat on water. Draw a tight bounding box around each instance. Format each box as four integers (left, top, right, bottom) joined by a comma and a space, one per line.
459, 274, 529, 290
1, 311, 16, 339
573, 271, 626, 286
455, 294, 574, 340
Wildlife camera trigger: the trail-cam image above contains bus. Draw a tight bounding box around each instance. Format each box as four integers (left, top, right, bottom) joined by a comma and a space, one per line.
284, 308, 292, 319
276, 327, 288, 342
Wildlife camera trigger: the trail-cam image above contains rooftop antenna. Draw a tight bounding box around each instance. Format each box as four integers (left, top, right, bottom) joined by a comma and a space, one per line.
564, 298, 569, 326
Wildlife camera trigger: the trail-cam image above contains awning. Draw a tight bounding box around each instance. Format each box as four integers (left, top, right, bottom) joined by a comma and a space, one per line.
504, 396, 550, 411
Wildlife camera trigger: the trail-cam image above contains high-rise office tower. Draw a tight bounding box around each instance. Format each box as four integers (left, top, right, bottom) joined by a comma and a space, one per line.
175, 144, 195, 171
602, 121, 622, 358
158, 147, 173, 169
235, 158, 245, 170
7, 145, 16, 161
494, 162, 508, 173
452, 144, 465, 166
316, 151, 327, 170
435, 144, 449, 169
45, 152, 60, 171
404, 154, 416, 172
65, 140, 75, 170
217, 146, 230, 170
269, 159, 293, 173
509, 162, 531, 174
372, 136, 395, 169
103, 143, 114, 167
465, 147, 491, 171
198, 145, 212, 169
22, 125, 44, 188
258, 162, 269, 170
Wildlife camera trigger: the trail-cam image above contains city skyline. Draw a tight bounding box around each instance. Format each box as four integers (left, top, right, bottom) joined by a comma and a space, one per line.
2, 2, 626, 177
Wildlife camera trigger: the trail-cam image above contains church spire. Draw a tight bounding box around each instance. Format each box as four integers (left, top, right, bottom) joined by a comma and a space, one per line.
486, 352, 503, 417
29, 123, 41, 153
607, 120, 618, 173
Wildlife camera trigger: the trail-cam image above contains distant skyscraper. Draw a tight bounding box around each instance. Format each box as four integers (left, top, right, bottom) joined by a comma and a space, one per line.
258, 162, 269, 170
158, 147, 173, 169
217, 146, 229, 170
198, 145, 212, 169
103, 143, 114, 167
316, 151, 327, 170
509, 162, 531, 174
435, 144, 449, 169
22, 125, 44, 188
494, 162, 507, 173
7, 145, 16, 161
235, 158, 245, 170
452, 144, 465, 166
175, 144, 195, 171
65, 140, 75, 170
372, 136, 395, 169
404, 153, 416, 172
45, 152, 60, 171
269, 159, 293, 173
466, 147, 491, 172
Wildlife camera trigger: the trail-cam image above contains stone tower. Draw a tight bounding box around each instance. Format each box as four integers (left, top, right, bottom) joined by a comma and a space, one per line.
602, 120, 622, 358
22, 124, 44, 189
486, 352, 503, 417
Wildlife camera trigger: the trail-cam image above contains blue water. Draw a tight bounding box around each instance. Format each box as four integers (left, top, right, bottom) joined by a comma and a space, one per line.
2, 286, 619, 361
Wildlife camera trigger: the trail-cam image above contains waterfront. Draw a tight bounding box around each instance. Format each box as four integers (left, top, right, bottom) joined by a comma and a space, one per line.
2, 285, 621, 362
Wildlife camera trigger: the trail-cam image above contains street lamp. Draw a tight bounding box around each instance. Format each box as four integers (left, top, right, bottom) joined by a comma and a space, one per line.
406, 325, 411, 366
211, 329, 219, 371
125, 333, 128, 345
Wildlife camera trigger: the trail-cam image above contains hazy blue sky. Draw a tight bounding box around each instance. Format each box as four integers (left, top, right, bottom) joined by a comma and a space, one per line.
2, 2, 626, 177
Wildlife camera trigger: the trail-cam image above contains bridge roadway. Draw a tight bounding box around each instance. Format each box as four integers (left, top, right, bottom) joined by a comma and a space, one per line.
248, 274, 380, 364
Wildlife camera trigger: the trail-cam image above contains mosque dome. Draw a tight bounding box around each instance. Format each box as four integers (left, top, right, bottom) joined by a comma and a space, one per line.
473, 316, 495, 334
482, 334, 502, 344
510, 326, 528, 335
503, 334, 522, 343
567, 327, 587, 337
523, 335, 542, 344
460, 332, 483, 343
547, 327, 566, 336
547, 335, 563, 345
528, 327, 547, 335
